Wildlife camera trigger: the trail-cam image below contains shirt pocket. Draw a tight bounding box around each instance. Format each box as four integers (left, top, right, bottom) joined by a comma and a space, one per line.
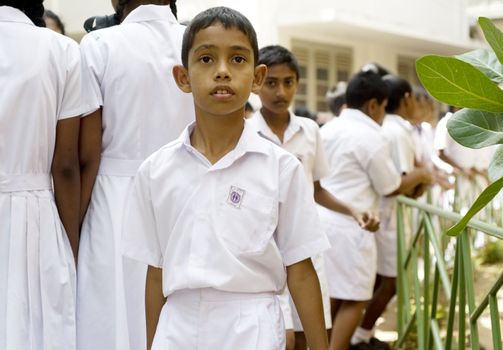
216, 187, 277, 255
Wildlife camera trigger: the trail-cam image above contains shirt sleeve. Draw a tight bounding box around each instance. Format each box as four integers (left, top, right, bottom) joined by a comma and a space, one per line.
312, 126, 330, 182
79, 33, 104, 116
58, 40, 86, 119
366, 141, 401, 197
275, 156, 331, 266
122, 160, 163, 267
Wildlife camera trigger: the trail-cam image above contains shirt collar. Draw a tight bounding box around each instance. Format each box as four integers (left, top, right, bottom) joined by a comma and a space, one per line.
177, 120, 271, 169
0, 6, 34, 25
250, 110, 303, 145
122, 4, 177, 25
339, 108, 381, 131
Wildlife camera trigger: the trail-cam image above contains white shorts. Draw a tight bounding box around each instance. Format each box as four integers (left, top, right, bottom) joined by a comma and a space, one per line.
321, 211, 377, 301
278, 255, 332, 331
152, 288, 285, 350
376, 197, 398, 277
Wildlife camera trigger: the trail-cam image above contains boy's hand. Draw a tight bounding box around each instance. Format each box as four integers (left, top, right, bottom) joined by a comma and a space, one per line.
352, 210, 380, 232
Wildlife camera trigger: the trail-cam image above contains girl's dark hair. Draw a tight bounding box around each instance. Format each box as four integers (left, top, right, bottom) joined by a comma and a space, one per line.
1, 0, 46, 27
44, 10, 65, 34
181, 7, 258, 68
383, 74, 412, 113
258, 45, 300, 80
346, 70, 388, 109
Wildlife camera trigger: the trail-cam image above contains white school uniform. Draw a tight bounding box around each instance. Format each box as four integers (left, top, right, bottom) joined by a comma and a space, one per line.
122, 121, 330, 349
0, 6, 87, 350
77, 5, 195, 350
248, 111, 332, 330
377, 114, 417, 277
319, 108, 401, 300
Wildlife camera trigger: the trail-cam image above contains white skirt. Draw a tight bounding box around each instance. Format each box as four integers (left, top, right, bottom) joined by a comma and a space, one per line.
77, 174, 147, 350
0, 190, 76, 350
153, 288, 285, 350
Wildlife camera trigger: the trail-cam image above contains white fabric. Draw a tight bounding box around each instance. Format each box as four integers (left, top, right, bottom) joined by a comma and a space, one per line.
382, 114, 416, 175
0, 6, 87, 350
319, 108, 399, 299
248, 111, 332, 330
320, 108, 401, 214
77, 5, 195, 350
122, 121, 330, 297
152, 288, 285, 350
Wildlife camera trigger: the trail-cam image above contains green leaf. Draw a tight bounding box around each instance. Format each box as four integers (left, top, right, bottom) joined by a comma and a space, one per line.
416, 55, 503, 112
489, 145, 503, 182
456, 48, 503, 83
447, 176, 503, 236
479, 17, 503, 65
446, 109, 503, 148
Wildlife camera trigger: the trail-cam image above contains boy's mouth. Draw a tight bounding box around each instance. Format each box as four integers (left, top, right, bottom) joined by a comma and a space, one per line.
212, 86, 235, 96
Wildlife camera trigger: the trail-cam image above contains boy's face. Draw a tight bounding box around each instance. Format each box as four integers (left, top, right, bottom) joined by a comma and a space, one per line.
173, 24, 266, 119
258, 64, 298, 116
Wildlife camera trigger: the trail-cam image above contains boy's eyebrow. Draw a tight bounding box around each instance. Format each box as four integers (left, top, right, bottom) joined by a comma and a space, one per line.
193, 44, 252, 54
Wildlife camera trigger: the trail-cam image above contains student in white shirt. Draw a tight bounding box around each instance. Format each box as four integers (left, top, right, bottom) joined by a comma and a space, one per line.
249, 45, 379, 350
122, 7, 330, 350
78, 1, 194, 350
319, 71, 400, 350
0, 2, 86, 349
351, 75, 433, 350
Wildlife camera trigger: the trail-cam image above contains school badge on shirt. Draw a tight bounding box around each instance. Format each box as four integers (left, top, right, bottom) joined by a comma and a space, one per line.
227, 186, 245, 208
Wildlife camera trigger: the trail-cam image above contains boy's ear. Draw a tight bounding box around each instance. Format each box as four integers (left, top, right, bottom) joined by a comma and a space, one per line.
251, 64, 267, 94
172, 65, 192, 93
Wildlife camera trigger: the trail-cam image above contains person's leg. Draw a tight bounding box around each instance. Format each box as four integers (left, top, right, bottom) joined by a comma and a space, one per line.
329, 299, 367, 350
359, 275, 396, 330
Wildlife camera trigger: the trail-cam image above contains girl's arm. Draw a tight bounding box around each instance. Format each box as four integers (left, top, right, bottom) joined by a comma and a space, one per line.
52, 116, 81, 262
313, 181, 380, 232
287, 258, 328, 350
79, 109, 102, 223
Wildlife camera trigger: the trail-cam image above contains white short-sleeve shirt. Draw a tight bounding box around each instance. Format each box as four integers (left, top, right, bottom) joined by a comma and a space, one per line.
122, 121, 330, 297
0, 6, 87, 176
248, 111, 329, 194
319, 108, 401, 213
80, 5, 194, 161
382, 114, 416, 174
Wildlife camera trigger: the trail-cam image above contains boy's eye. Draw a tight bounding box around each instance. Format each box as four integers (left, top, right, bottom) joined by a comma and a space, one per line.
232, 56, 246, 64
266, 80, 276, 88
200, 56, 213, 63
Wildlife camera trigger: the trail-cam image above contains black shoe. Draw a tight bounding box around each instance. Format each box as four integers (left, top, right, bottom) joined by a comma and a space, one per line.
349, 342, 373, 350
369, 337, 391, 350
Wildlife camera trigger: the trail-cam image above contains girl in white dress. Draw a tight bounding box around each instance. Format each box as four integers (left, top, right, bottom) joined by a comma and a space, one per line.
0, 1, 86, 349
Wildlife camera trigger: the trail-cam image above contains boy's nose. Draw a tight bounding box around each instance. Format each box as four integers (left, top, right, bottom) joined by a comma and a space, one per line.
214, 62, 231, 80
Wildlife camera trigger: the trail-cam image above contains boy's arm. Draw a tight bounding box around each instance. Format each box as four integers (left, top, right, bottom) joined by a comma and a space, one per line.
79, 108, 102, 223
386, 167, 433, 197
313, 181, 379, 232
146, 266, 165, 350
287, 258, 328, 350
52, 116, 81, 263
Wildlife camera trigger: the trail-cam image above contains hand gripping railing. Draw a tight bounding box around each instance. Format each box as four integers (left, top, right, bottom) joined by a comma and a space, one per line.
396, 195, 503, 350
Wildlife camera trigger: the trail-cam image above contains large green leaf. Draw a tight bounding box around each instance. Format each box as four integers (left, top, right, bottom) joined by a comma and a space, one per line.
447, 176, 503, 236
416, 55, 503, 112
479, 17, 503, 65
446, 109, 503, 148
456, 48, 503, 83
489, 145, 503, 182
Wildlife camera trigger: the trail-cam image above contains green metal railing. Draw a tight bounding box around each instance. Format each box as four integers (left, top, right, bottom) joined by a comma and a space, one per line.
396, 195, 503, 350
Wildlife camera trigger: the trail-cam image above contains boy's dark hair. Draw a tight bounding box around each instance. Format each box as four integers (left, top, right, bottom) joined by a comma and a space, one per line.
181, 7, 258, 68
383, 75, 412, 113
1, 0, 45, 26
44, 9, 65, 35
258, 45, 300, 80
345, 71, 388, 109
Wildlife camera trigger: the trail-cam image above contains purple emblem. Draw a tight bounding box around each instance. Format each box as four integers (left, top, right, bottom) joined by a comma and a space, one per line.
227, 186, 245, 208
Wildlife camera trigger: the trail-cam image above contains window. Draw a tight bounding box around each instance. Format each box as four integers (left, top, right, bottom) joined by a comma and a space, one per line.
397, 56, 421, 86
292, 41, 353, 113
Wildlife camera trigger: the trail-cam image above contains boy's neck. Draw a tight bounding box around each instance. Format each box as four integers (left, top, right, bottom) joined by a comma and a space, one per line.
190, 113, 245, 165
260, 107, 290, 143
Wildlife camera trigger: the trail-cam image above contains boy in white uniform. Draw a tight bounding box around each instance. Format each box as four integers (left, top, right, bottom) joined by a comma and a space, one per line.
122, 7, 330, 350
0, 2, 86, 349
352, 75, 433, 350
319, 71, 400, 350
78, 1, 194, 350
249, 45, 379, 350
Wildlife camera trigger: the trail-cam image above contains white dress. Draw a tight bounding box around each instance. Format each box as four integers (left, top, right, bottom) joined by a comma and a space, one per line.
0, 6, 86, 350
77, 5, 194, 350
